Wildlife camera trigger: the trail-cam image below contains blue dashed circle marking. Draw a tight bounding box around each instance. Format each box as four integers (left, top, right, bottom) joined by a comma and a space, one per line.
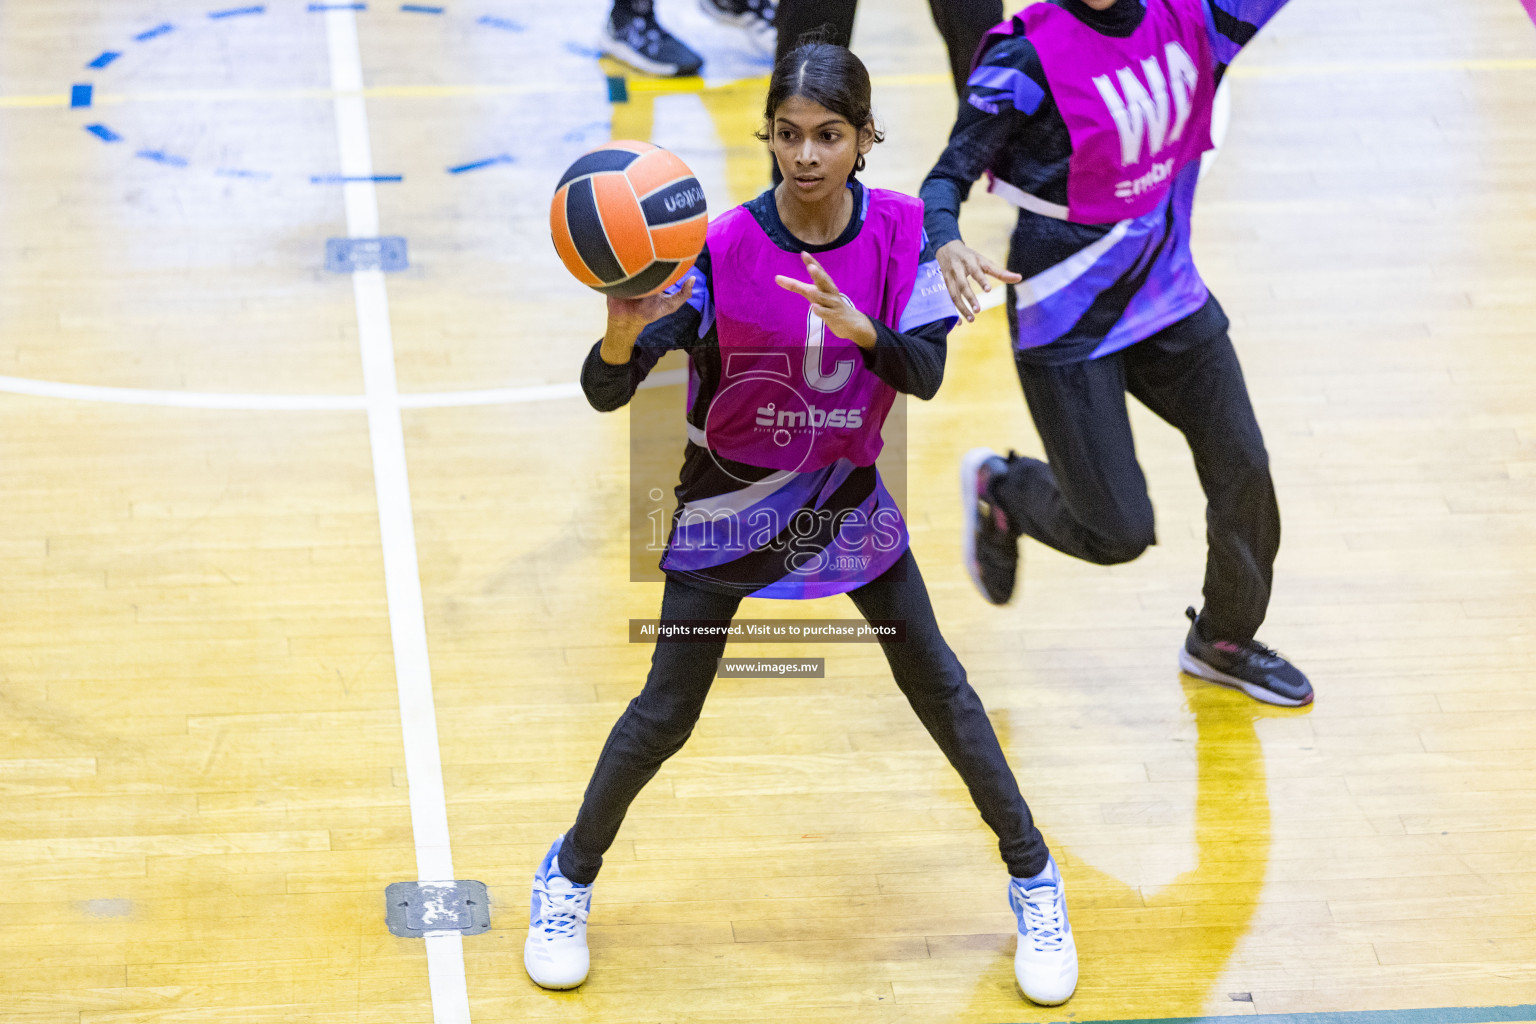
73, 2, 554, 182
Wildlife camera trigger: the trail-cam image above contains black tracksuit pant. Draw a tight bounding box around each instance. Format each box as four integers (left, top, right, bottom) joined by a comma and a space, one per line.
775, 0, 1004, 97
558, 549, 1049, 884
994, 298, 1281, 643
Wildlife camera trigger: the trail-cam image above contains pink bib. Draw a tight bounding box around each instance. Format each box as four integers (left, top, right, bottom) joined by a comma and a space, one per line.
987, 0, 1216, 224
701, 190, 925, 472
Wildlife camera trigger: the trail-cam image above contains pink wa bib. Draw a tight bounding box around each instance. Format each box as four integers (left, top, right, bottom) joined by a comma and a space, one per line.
983, 0, 1216, 224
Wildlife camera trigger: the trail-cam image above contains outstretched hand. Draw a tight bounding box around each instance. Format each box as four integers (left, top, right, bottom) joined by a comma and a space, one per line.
774, 251, 877, 349
607, 276, 694, 336
936, 239, 1021, 322
600, 276, 694, 365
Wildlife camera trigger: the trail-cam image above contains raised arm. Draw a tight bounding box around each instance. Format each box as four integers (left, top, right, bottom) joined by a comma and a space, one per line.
580, 252, 709, 413
774, 248, 955, 402
918, 35, 1046, 250
1204, 0, 1295, 76
918, 35, 1047, 320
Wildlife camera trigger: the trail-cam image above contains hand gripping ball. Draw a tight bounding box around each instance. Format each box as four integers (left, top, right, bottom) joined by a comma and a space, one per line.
550, 140, 708, 298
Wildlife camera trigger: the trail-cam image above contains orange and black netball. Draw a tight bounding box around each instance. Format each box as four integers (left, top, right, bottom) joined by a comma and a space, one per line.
550, 140, 708, 298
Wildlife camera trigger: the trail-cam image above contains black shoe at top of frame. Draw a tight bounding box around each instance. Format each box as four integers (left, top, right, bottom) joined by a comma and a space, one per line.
960, 447, 1021, 606
603, 6, 705, 78
701, 0, 774, 20
1178, 607, 1314, 707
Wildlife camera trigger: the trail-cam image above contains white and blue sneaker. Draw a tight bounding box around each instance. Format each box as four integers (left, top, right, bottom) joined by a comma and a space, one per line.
524, 836, 593, 990
1009, 854, 1078, 1006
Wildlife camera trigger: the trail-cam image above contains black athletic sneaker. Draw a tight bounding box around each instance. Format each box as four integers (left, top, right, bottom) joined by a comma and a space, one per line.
961, 447, 1021, 605
699, 0, 775, 55
603, 6, 705, 77
1179, 607, 1314, 707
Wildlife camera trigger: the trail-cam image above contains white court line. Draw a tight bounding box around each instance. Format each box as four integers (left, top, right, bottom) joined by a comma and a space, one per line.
398, 369, 683, 408
0, 370, 687, 411
0, 375, 368, 411
323, 9, 471, 1023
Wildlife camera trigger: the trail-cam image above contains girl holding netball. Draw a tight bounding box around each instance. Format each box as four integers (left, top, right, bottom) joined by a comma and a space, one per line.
525, 42, 1078, 1007
922, 0, 1314, 707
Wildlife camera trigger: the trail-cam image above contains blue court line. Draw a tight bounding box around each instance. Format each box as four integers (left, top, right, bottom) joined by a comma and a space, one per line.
208, 5, 266, 17
216, 168, 272, 179
134, 23, 176, 42
562, 120, 608, 142
310, 174, 403, 183
87, 51, 121, 69
136, 150, 188, 167
1037, 1004, 1536, 1024
477, 14, 523, 31
401, 3, 444, 11
447, 154, 513, 174
70, 84, 93, 108
565, 42, 601, 58
308, 2, 365, 8
85, 124, 122, 142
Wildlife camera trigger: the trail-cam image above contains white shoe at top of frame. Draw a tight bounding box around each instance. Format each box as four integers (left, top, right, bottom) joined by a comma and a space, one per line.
699, 0, 776, 56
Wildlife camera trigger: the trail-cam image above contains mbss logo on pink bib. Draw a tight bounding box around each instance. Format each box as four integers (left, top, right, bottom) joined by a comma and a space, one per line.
702, 310, 881, 481
994, 0, 1216, 224
701, 192, 926, 474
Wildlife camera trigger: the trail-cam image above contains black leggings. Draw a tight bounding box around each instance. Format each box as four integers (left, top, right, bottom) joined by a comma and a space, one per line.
559, 549, 1048, 882
774, 0, 1004, 97
995, 299, 1281, 642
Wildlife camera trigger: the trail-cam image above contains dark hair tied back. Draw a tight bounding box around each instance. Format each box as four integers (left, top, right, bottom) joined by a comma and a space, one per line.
755, 37, 885, 181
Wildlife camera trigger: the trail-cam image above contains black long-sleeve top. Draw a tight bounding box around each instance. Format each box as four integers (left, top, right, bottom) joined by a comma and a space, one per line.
582, 182, 952, 411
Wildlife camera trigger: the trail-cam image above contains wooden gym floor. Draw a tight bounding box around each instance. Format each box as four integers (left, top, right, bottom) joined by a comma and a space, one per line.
0, 0, 1534, 1021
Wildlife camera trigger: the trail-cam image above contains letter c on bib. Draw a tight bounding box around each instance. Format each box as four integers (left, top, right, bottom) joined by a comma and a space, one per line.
803, 307, 855, 394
